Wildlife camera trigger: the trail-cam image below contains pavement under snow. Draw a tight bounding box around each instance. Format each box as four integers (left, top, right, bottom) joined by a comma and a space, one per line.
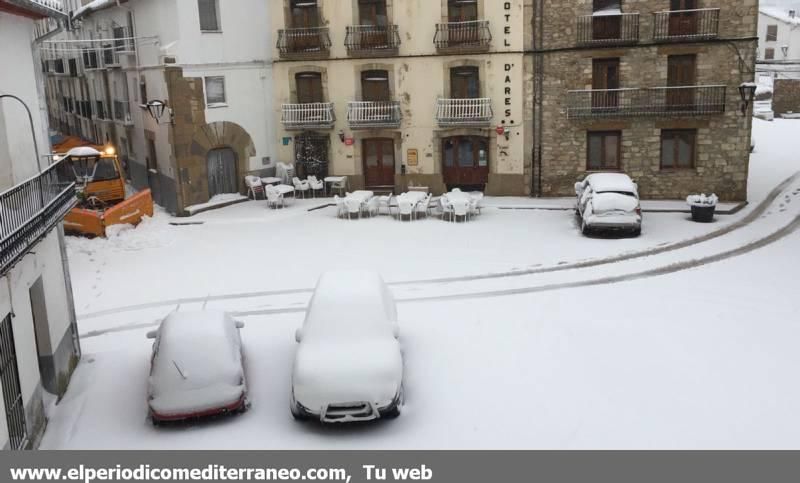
42, 119, 800, 449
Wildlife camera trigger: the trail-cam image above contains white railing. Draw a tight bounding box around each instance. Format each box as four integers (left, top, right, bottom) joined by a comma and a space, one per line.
436, 98, 493, 126
346, 101, 401, 129
29, 0, 64, 12
281, 103, 336, 129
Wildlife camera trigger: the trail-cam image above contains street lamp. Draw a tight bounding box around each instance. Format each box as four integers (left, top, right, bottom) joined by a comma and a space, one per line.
143, 99, 173, 125
738, 82, 757, 116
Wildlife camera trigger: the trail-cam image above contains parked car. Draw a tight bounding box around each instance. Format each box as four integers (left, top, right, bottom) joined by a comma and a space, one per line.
146, 311, 248, 425
575, 173, 642, 236
291, 271, 404, 423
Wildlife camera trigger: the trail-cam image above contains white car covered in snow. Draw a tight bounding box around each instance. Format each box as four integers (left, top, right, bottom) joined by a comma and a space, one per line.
291, 271, 403, 423
575, 173, 642, 236
146, 311, 248, 425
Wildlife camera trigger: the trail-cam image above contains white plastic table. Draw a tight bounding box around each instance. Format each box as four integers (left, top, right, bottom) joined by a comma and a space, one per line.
347, 190, 374, 204
324, 176, 348, 195
261, 177, 282, 186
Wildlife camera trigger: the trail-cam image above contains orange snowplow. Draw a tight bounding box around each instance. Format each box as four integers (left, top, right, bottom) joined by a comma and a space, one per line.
56, 145, 154, 237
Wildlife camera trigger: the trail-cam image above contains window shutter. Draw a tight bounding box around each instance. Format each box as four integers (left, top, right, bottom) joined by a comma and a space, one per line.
205, 77, 226, 104
198, 0, 219, 31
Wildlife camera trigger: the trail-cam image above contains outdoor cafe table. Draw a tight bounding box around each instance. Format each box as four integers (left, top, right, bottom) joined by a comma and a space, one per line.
324, 176, 348, 195
347, 190, 374, 204
261, 177, 282, 186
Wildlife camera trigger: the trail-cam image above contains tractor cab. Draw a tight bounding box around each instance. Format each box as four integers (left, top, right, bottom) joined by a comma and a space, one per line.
56, 145, 126, 208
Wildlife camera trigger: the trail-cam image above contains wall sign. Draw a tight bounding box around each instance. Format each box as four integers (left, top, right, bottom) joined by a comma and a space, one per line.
407, 149, 418, 166
503, 2, 512, 48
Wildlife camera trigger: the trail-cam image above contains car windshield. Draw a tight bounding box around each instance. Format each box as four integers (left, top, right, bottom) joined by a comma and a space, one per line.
595, 190, 636, 197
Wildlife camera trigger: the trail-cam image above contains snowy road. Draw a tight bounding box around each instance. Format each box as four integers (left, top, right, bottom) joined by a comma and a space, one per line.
42, 119, 800, 449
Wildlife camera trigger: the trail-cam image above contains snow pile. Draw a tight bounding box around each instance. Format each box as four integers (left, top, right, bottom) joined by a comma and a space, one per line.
72, 0, 117, 18
66, 208, 173, 255
185, 193, 248, 215
755, 84, 773, 97
686, 194, 719, 207
591, 192, 639, 214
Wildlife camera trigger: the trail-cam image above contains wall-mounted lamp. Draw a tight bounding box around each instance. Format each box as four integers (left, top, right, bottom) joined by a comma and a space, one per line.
338, 130, 346, 143
142, 99, 174, 125
738, 83, 757, 116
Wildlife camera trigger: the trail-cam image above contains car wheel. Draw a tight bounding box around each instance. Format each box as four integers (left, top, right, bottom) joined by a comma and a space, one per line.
632, 227, 642, 237
290, 402, 309, 421
581, 220, 590, 236
151, 417, 161, 427
383, 405, 401, 419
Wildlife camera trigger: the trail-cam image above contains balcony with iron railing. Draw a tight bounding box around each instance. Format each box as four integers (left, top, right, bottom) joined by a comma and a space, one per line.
112, 26, 136, 53
345, 25, 401, 57
281, 103, 336, 130
347, 101, 402, 129
434, 20, 492, 53
566, 85, 727, 119
577, 13, 640, 46
0, 162, 76, 275
653, 8, 720, 41
276, 27, 332, 59
436, 98, 493, 127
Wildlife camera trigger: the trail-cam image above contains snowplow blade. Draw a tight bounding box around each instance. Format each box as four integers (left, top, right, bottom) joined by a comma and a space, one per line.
103, 189, 154, 228
63, 189, 154, 238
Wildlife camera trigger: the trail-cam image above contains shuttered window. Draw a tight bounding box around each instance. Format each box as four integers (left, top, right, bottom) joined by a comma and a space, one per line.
198, 0, 220, 31
766, 25, 778, 42
660, 129, 696, 169
205, 76, 226, 105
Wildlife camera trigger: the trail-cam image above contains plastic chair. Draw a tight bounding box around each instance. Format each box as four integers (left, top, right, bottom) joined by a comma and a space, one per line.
365, 196, 381, 217
451, 198, 470, 222
265, 185, 284, 209
344, 197, 363, 220
415, 194, 432, 219
440, 196, 454, 222
244, 176, 265, 200
333, 195, 346, 218
292, 177, 311, 199
308, 176, 324, 197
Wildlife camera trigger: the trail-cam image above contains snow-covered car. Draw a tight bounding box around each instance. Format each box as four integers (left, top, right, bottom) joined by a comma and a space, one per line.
575, 173, 642, 236
291, 271, 403, 423
146, 311, 248, 425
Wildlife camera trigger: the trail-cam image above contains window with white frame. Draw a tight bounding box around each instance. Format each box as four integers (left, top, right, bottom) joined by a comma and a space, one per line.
198, 0, 221, 31
205, 76, 226, 106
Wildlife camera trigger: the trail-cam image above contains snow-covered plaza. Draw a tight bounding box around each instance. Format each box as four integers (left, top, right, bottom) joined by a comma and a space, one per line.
42, 119, 800, 449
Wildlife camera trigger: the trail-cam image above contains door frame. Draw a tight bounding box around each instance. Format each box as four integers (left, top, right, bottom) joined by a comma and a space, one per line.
441, 135, 490, 189
362, 138, 396, 187
206, 147, 240, 198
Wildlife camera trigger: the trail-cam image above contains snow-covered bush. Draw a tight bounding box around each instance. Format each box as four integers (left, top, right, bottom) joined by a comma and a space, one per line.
686, 193, 719, 207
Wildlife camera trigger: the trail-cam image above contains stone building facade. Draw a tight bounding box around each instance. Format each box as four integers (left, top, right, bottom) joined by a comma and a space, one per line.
531, 0, 758, 201
772, 79, 800, 116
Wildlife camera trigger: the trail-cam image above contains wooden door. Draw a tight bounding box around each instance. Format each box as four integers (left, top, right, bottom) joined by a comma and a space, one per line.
447, 0, 479, 45
669, 0, 698, 37
442, 136, 489, 188
358, 0, 389, 47
206, 148, 238, 198
296, 73, 324, 103
667, 54, 696, 110
361, 70, 390, 102
363, 138, 395, 187
290, 0, 321, 51
592, 58, 620, 110
450, 67, 480, 99
592, 0, 621, 40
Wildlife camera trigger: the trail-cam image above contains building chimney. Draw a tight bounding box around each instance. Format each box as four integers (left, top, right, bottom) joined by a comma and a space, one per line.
790, 10, 796, 19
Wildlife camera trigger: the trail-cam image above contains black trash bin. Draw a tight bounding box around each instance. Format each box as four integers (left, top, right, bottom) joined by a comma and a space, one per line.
690, 204, 716, 223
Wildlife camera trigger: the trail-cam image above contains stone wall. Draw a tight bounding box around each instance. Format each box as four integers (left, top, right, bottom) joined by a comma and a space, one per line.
773, 79, 800, 116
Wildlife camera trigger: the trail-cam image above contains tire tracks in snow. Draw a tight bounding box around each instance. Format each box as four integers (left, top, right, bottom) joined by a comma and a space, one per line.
78, 172, 800, 335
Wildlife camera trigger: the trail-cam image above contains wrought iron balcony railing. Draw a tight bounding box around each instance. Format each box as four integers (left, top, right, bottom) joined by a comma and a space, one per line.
345, 25, 401, 56
434, 20, 492, 53
436, 98, 493, 127
347, 101, 402, 129
577, 13, 640, 46
281, 102, 336, 130
112, 26, 136, 53
0, 162, 76, 275
276, 27, 332, 58
653, 8, 720, 41
566, 85, 727, 119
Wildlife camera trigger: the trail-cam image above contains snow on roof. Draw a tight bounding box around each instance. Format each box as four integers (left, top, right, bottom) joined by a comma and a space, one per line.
585, 173, 637, 193
7, 0, 67, 19
305, 271, 397, 333
72, 0, 119, 19
760, 7, 800, 26
65, 146, 102, 157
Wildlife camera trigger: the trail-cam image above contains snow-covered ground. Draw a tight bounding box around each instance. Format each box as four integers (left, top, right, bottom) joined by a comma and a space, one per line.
42, 119, 800, 449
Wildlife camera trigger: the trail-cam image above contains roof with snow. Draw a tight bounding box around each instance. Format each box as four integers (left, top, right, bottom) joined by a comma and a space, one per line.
0, 0, 67, 19
760, 7, 800, 26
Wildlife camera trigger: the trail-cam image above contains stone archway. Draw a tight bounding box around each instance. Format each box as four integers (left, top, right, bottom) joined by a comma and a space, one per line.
183, 121, 256, 209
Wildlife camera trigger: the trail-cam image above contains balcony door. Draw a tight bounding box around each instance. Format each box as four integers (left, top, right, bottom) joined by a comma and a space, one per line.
667, 54, 696, 110
362, 70, 390, 102
296, 72, 324, 104
447, 0, 479, 46
668, 0, 698, 37
359, 0, 389, 47
592, 58, 620, 110
592, 0, 622, 41
451, 66, 480, 99
363, 138, 395, 188
442, 136, 489, 188
290, 0, 321, 51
